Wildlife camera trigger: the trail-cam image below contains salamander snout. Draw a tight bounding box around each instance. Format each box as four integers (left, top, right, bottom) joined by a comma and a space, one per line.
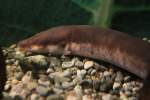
17, 40, 45, 52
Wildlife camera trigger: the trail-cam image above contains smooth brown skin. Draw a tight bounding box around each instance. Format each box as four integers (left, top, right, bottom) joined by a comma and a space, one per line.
0, 47, 6, 99
18, 25, 150, 99
18, 25, 150, 79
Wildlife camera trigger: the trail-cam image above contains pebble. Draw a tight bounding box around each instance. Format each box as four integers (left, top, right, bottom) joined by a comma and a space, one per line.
124, 76, 131, 82
15, 51, 25, 60
4, 84, 11, 91
46, 94, 64, 100
94, 63, 107, 71
53, 88, 64, 94
49, 72, 70, 83
90, 69, 96, 75
62, 81, 76, 89
11, 79, 19, 86
38, 79, 50, 87
87, 68, 93, 74
62, 60, 75, 68
63, 69, 72, 77
66, 90, 80, 100
74, 85, 83, 99
113, 82, 121, 90
7, 59, 16, 64
115, 71, 124, 82
122, 83, 133, 91
74, 59, 84, 68
84, 61, 94, 70
14, 60, 19, 66
132, 87, 140, 92
103, 71, 111, 77
46, 68, 54, 74
49, 57, 61, 67
27, 55, 48, 67
84, 89, 92, 94
77, 69, 87, 80
66, 85, 82, 100
30, 93, 40, 100
2, 46, 143, 100
15, 72, 24, 80
27, 80, 38, 90
38, 75, 50, 86
36, 85, 50, 96
102, 94, 113, 100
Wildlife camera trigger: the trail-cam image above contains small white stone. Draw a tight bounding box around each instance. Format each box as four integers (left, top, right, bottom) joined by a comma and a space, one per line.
4, 84, 11, 91
27, 55, 48, 67
84, 61, 94, 70
74, 58, 84, 68
46, 68, 54, 74
62, 60, 75, 68
103, 71, 111, 76
38, 79, 50, 87
63, 69, 72, 77
102, 94, 113, 100
122, 83, 132, 91
77, 69, 87, 80
113, 82, 121, 89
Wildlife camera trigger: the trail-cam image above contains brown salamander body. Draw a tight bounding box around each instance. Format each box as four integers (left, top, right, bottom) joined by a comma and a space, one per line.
18, 25, 150, 80
18, 25, 150, 100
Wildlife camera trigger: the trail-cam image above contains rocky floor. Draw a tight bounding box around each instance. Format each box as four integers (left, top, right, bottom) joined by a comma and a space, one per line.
2, 44, 143, 100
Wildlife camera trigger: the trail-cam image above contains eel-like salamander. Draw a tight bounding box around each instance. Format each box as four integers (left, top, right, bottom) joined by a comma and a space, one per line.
17, 25, 150, 99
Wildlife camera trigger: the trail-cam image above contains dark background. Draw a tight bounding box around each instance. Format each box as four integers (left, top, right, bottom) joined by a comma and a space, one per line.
0, 0, 150, 46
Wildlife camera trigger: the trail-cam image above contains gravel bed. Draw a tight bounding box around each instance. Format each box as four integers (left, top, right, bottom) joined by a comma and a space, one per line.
2, 44, 143, 100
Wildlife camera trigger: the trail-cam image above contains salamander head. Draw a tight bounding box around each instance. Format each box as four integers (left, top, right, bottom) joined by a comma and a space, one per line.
17, 26, 73, 54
